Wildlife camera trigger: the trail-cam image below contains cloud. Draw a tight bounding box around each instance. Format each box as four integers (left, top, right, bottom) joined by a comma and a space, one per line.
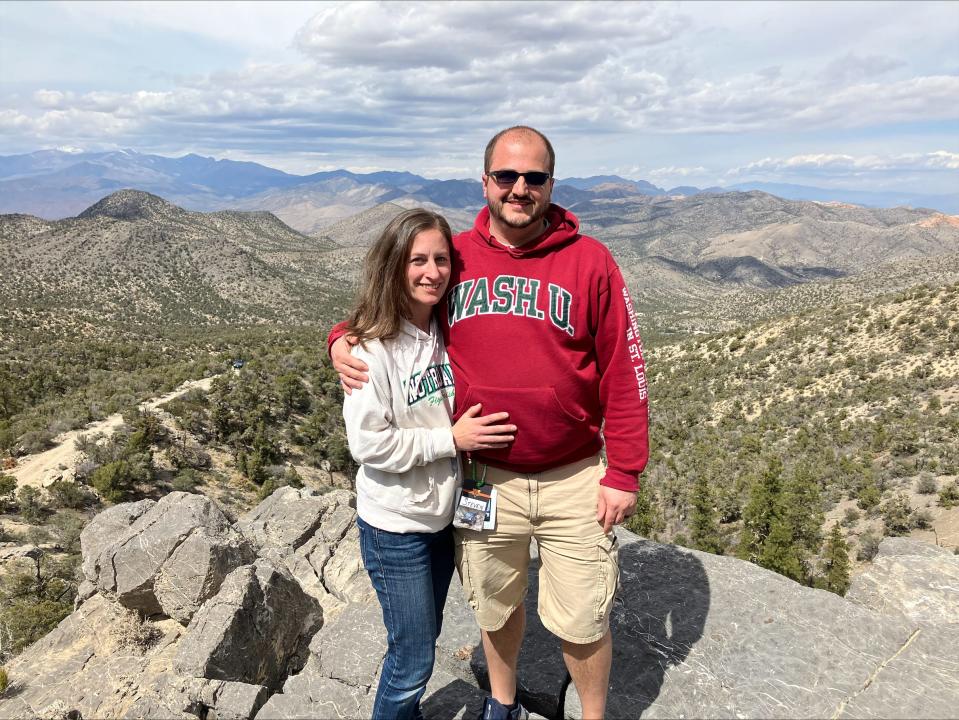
1, 1, 957, 190
729, 151, 959, 176
295, 2, 682, 73
820, 52, 906, 85
648, 166, 708, 178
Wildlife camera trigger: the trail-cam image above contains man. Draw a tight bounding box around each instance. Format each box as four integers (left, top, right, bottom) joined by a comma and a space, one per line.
332, 126, 649, 719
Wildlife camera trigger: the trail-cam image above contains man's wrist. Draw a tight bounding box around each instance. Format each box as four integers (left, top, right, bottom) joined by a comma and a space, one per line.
599, 468, 639, 494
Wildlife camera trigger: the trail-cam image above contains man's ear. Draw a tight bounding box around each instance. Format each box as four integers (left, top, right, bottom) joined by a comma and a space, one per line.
481, 174, 489, 201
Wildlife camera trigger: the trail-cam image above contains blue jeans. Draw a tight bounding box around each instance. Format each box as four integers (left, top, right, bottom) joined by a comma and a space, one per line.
357, 517, 455, 720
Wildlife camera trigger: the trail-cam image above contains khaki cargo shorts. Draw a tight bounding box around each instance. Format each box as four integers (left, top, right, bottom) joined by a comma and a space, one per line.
454, 455, 619, 644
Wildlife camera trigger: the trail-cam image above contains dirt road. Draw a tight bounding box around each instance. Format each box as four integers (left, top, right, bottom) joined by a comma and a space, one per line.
7, 375, 219, 490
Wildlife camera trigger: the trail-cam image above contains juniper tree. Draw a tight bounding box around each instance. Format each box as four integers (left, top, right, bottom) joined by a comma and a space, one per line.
737, 457, 784, 563
782, 463, 823, 557
690, 473, 724, 555
758, 517, 805, 582
818, 523, 851, 595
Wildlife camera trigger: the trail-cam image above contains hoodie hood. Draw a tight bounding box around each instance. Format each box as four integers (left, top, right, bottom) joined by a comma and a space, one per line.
470, 203, 580, 257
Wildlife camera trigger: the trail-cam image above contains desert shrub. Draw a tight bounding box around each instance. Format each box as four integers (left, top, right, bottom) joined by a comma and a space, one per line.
881, 493, 914, 536
123, 410, 168, 447
856, 482, 881, 511
256, 465, 305, 501
166, 442, 211, 470
171, 469, 200, 492
841, 508, 861, 527
26, 526, 52, 546
0, 558, 75, 660
939, 480, 959, 508
17, 430, 53, 455
0, 599, 72, 657
109, 606, 160, 652
0, 474, 16, 511
915, 473, 938, 495
0, 666, 8, 694
90, 454, 152, 503
857, 530, 882, 561
257, 477, 278, 501
48, 512, 85, 554
911, 508, 933, 530
46, 480, 97, 509
16, 485, 46, 523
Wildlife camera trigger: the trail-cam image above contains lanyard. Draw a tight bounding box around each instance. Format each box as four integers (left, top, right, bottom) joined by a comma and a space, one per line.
470, 456, 488, 489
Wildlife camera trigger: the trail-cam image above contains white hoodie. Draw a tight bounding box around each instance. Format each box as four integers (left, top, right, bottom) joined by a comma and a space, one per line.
343, 318, 460, 533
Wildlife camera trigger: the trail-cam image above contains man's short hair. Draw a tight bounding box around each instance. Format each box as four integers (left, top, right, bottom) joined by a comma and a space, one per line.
484, 126, 556, 176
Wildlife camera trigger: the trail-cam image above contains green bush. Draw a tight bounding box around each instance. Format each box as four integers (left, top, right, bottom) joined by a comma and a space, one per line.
857, 530, 882, 561
46, 480, 97, 509
48, 511, 86, 554
90, 455, 152, 503
17, 430, 53, 455
939, 480, 959, 508
881, 493, 914, 536
0, 599, 72, 656
915, 473, 938, 495
166, 442, 211, 470
0, 473, 16, 511
171, 469, 200, 492
16, 485, 45, 523
856, 482, 881, 511
0, 666, 8, 694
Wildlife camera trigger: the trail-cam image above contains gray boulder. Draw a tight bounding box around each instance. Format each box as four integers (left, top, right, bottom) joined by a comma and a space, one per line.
94, 492, 254, 620
0, 594, 187, 720
122, 674, 269, 720
560, 531, 959, 719
80, 499, 155, 583
155, 530, 256, 624
846, 537, 959, 626
255, 596, 384, 719
236, 486, 340, 552
6, 488, 958, 720
173, 558, 321, 689
236, 487, 372, 611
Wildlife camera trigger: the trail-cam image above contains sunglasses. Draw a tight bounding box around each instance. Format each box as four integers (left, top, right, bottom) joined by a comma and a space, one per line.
487, 170, 551, 187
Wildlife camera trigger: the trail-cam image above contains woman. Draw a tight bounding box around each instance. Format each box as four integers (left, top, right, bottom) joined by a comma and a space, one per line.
342, 208, 514, 720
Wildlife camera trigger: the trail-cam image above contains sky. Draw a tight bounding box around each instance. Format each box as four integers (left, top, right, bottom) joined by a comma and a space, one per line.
1, 0, 957, 193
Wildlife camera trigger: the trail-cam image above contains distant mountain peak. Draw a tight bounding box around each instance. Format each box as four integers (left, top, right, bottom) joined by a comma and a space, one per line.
78, 189, 183, 222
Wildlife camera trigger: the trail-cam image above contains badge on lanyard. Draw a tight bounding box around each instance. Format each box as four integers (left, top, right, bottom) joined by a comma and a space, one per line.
453, 485, 497, 531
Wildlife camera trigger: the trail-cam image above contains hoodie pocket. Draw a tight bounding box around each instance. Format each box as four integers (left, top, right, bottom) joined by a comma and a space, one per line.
359, 471, 436, 513
459, 384, 589, 465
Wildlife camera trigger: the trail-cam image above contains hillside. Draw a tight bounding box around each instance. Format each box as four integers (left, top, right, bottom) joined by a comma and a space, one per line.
0, 190, 348, 331
639, 278, 959, 567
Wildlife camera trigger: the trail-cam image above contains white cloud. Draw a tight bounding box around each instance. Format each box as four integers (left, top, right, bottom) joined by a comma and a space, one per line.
729, 151, 959, 176
648, 166, 708, 178
1, 1, 957, 192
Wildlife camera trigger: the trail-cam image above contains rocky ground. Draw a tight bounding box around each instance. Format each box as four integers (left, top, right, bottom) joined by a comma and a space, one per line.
0, 487, 956, 719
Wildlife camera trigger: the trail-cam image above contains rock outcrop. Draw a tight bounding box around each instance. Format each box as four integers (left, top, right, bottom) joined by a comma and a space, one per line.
173, 558, 321, 689
2, 491, 957, 720
82, 492, 255, 622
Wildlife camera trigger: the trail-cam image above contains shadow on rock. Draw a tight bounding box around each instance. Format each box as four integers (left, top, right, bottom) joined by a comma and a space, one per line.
597, 538, 711, 720
420, 677, 486, 720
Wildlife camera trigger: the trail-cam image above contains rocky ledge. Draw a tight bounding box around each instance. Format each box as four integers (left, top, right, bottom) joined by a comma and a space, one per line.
0, 488, 956, 719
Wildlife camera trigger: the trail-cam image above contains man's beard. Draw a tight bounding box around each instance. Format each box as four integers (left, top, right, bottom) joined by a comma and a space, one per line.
488, 195, 549, 229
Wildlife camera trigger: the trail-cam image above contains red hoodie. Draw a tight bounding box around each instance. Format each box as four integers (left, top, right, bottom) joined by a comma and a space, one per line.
332, 204, 649, 492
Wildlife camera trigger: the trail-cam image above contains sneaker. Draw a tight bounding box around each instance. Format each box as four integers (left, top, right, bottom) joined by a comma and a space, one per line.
477, 697, 529, 720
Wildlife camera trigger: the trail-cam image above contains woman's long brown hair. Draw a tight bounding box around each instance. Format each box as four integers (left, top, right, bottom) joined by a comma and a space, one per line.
344, 208, 452, 343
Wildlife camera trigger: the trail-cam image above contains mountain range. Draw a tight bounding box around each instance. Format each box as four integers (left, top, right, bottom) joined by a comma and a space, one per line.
2, 149, 956, 231
4, 187, 959, 345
